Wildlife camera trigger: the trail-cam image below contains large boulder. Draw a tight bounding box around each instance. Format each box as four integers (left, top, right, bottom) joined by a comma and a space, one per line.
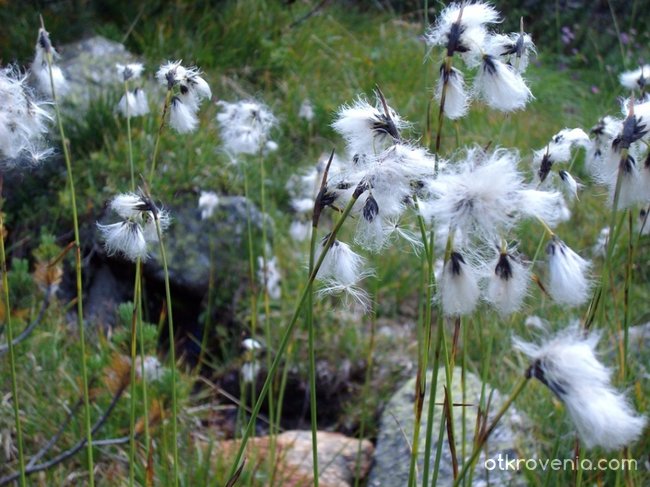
58, 35, 139, 107
367, 367, 533, 486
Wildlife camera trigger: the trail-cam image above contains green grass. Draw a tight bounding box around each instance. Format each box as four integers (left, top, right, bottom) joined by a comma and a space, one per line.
1, 1, 649, 485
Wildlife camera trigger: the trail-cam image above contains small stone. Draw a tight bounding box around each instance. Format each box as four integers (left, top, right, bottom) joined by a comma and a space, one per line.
219, 430, 374, 487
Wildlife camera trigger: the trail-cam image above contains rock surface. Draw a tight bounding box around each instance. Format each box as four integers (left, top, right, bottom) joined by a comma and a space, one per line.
367, 367, 532, 486
219, 430, 373, 486
59, 36, 138, 106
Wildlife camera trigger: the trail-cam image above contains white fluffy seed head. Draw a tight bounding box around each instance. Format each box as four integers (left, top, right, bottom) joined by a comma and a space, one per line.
97, 221, 148, 262
317, 238, 368, 286
426, 2, 499, 59
198, 191, 219, 220
486, 32, 536, 73
257, 255, 282, 300
439, 250, 481, 316
331, 96, 408, 155
514, 325, 647, 451
116, 63, 144, 81
474, 55, 533, 112
436, 66, 469, 120
546, 237, 591, 307
485, 250, 530, 315
170, 96, 198, 133
422, 148, 524, 240
619, 65, 650, 91
216, 99, 277, 155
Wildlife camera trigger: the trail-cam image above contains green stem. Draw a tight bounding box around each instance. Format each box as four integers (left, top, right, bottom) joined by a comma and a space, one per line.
353, 280, 377, 487
0, 192, 26, 486
124, 79, 135, 191
136, 264, 151, 463
422, 313, 444, 487
128, 259, 142, 487
257, 154, 277, 476
586, 161, 625, 327
621, 210, 633, 379
410, 230, 435, 487
453, 376, 530, 487
307, 222, 319, 487
155, 218, 179, 487
148, 90, 173, 185
196, 236, 215, 374
45, 48, 95, 487
225, 188, 364, 482
242, 163, 259, 409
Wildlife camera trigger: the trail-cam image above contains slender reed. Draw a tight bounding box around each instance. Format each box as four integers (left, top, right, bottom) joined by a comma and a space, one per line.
225, 182, 367, 482
128, 260, 142, 487
154, 218, 180, 486
123, 78, 136, 190
453, 373, 531, 486
0, 181, 26, 486
42, 21, 95, 485
307, 220, 320, 486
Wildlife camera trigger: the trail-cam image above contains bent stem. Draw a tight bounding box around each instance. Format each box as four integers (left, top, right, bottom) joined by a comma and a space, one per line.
44, 41, 95, 487
453, 374, 530, 487
225, 187, 365, 482
155, 218, 179, 487
0, 188, 26, 486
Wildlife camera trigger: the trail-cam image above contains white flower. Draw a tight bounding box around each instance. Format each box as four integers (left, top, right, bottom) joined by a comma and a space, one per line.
135, 356, 164, 382
31, 28, 69, 98
0, 66, 53, 166
485, 250, 530, 316
517, 189, 568, 228
242, 338, 262, 351
97, 221, 148, 261
289, 220, 311, 242
316, 238, 368, 286
486, 32, 536, 73
316, 279, 371, 312
216, 100, 277, 155
426, 2, 499, 59
98, 192, 170, 262
514, 325, 647, 451
299, 99, 315, 121
591, 226, 610, 257
117, 90, 149, 118
198, 191, 220, 220
331, 95, 408, 155
133, 89, 149, 116
474, 55, 533, 112
435, 66, 469, 120
241, 362, 260, 383
422, 148, 524, 240
257, 255, 282, 300
439, 251, 481, 316
558, 170, 581, 200
116, 63, 144, 81
534, 128, 591, 183
546, 237, 591, 307
170, 96, 198, 133
619, 65, 650, 91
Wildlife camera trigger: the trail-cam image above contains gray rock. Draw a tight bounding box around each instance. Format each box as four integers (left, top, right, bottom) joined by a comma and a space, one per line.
58, 36, 139, 107
367, 367, 532, 487
143, 194, 268, 296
